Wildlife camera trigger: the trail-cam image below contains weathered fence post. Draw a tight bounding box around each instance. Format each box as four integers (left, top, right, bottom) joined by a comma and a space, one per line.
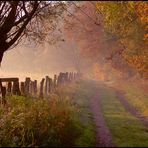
53, 74, 57, 88
12, 79, 21, 95
25, 77, 30, 96
45, 76, 49, 96
69, 72, 72, 81
65, 72, 69, 82
30, 81, 34, 96
0, 79, 6, 103
39, 78, 45, 98
7, 82, 12, 94
1, 87, 6, 105
48, 78, 52, 93
20, 82, 25, 95
34, 80, 37, 96
57, 73, 62, 86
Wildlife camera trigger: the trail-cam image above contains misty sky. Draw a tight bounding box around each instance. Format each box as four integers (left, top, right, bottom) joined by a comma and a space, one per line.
0, 1, 92, 81
0, 40, 77, 81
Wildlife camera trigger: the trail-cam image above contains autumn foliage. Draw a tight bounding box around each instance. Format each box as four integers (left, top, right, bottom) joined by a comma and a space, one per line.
96, 1, 148, 78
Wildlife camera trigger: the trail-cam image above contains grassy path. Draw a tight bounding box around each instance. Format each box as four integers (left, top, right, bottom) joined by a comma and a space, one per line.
77, 80, 148, 147
89, 87, 114, 147
94, 81, 148, 147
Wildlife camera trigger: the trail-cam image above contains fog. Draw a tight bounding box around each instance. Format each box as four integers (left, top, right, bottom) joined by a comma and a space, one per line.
0, 1, 95, 82
0, 40, 80, 81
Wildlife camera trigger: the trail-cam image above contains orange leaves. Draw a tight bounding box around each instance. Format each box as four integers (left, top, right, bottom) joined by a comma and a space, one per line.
124, 51, 148, 78
96, 1, 148, 77
135, 2, 148, 23
135, 2, 148, 41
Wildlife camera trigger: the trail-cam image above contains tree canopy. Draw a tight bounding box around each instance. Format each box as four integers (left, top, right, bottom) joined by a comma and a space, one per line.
0, 1, 66, 64
96, 1, 148, 78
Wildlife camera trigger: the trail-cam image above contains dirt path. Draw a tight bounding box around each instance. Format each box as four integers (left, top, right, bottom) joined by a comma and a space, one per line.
89, 87, 114, 147
116, 91, 148, 128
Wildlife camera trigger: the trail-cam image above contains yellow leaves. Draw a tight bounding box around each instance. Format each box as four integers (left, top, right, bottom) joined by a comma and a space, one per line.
95, 1, 148, 78
128, 1, 135, 9
136, 2, 148, 24
124, 50, 148, 78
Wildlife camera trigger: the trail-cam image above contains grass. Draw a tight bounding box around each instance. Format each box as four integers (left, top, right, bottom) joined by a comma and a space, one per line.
97, 82, 148, 147
0, 80, 96, 147
2, 79, 147, 147
56, 80, 96, 147
0, 95, 83, 147
121, 83, 148, 117
107, 79, 148, 117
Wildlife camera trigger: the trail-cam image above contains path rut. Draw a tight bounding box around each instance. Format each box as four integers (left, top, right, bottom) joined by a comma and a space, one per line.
89, 88, 114, 147
116, 91, 148, 128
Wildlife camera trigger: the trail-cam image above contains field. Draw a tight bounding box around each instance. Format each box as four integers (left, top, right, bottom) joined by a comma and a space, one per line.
0, 80, 95, 147
0, 79, 148, 147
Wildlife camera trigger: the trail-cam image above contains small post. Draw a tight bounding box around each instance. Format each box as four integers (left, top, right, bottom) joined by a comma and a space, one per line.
48, 78, 52, 93
30, 81, 34, 96
20, 82, 25, 95
69, 72, 72, 81
1, 86, 6, 105
39, 78, 45, 98
45, 76, 49, 96
25, 77, 30, 96
34, 80, 37, 96
57, 73, 62, 86
12, 80, 21, 95
53, 74, 57, 88
7, 82, 12, 94
65, 72, 69, 82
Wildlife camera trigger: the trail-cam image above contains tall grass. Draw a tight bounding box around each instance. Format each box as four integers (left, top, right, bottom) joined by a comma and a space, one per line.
0, 95, 83, 147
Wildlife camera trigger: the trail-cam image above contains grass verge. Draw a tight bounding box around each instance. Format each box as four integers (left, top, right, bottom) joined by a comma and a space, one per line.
121, 82, 148, 117
98, 82, 148, 147
56, 80, 96, 147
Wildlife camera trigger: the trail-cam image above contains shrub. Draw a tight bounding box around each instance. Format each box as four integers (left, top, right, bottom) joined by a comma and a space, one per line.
0, 95, 83, 147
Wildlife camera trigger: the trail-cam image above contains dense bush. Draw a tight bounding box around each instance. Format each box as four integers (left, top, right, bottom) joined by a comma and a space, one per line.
0, 95, 83, 147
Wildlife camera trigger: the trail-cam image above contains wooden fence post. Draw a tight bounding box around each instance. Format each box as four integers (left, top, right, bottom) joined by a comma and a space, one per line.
1, 87, 6, 105
39, 78, 45, 98
30, 81, 34, 96
48, 78, 52, 93
20, 82, 25, 95
69, 72, 71, 81
57, 73, 62, 86
12, 80, 21, 95
53, 74, 57, 88
25, 77, 30, 96
0, 79, 6, 102
65, 72, 69, 82
7, 82, 12, 94
34, 80, 37, 96
45, 76, 49, 96
61, 73, 63, 84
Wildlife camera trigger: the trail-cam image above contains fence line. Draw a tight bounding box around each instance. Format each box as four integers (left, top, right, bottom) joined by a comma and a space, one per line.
0, 72, 82, 101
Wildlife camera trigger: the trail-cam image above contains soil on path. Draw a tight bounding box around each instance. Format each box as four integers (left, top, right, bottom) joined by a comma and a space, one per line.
89, 87, 114, 147
116, 91, 148, 128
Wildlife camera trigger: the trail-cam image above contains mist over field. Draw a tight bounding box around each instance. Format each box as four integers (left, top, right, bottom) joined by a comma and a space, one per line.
0, 41, 79, 81
0, 1, 148, 147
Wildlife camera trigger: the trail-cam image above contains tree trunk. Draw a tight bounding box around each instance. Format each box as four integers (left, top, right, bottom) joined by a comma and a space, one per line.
0, 50, 4, 65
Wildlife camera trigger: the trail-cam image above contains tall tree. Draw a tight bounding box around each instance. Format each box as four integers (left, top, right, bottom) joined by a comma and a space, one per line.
0, 1, 66, 64
96, 1, 148, 78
